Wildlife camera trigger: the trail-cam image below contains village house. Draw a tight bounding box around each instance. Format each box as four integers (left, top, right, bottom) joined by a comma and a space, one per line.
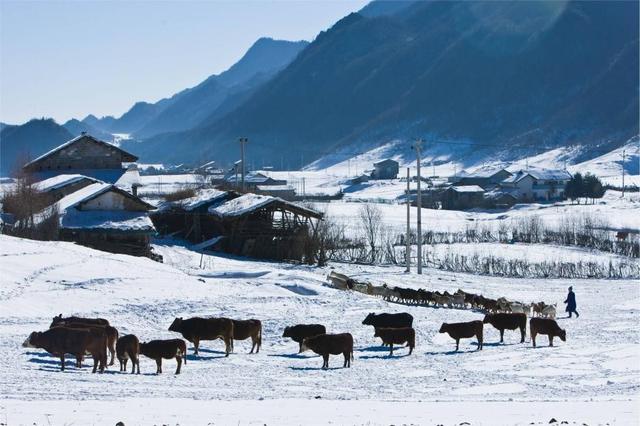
370, 159, 399, 180
32, 174, 99, 201
441, 185, 485, 210
23, 133, 139, 186
501, 169, 572, 201
40, 182, 157, 258
450, 166, 513, 189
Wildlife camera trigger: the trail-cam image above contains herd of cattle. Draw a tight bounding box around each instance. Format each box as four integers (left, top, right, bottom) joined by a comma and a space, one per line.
22, 306, 567, 373
327, 272, 560, 318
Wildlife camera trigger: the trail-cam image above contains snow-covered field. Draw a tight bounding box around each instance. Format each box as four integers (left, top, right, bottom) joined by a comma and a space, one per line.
1, 235, 638, 424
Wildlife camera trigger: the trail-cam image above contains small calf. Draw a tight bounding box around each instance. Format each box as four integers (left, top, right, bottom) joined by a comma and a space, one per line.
374, 327, 415, 356
139, 339, 187, 374
301, 333, 354, 369
116, 334, 140, 374
439, 321, 483, 351
282, 324, 327, 353
530, 318, 566, 347
483, 313, 527, 343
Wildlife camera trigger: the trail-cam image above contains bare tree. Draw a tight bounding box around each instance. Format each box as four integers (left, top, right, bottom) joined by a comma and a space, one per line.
358, 203, 383, 263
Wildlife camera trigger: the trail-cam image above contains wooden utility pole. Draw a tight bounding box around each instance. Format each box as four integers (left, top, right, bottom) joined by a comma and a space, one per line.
239, 137, 248, 191
405, 167, 411, 272
414, 139, 423, 274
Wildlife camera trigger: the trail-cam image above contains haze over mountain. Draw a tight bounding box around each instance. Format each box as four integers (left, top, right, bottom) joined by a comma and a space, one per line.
127, 0, 638, 168
85, 38, 308, 138
0, 119, 73, 175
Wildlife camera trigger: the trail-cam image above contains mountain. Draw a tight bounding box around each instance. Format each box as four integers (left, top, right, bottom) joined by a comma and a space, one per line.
0, 119, 73, 176
134, 38, 309, 138
81, 98, 173, 135
63, 118, 113, 141
133, 0, 638, 168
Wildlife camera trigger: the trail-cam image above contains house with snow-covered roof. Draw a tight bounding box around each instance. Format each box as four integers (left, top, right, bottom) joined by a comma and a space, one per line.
36, 182, 157, 258
450, 166, 512, 189
442, 185, 485, 210
32, 174, 99, 201
501, 168, 572, 201
23, 133, 138, 186
371, 159, 399, 179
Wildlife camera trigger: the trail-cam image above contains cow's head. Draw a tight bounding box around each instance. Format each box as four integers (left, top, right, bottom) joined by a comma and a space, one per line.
362, 313, 375, 325
482, 314, 491, 324
438, 323, 448, 333
558, 328, 566, 342
22, 331, 40, 348
282, 326, 291, 338
168, 317, 183, 332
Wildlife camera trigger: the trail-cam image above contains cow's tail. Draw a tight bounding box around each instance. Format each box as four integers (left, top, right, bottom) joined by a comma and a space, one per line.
258, 322, 263, 349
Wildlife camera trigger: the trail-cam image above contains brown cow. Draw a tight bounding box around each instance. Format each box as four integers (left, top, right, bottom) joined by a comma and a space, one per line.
374, 327, 415, 356
301, 333, 354, 369
231, 319, 262, 354
483, 313, 527, 343
139, 339, 187, 374
23, 327, 107, 372
51, 321, 119, 366
439, 321, 483, 351
116, 334, 140, 374
168, 317, 234, 356
530, 318, 566, 347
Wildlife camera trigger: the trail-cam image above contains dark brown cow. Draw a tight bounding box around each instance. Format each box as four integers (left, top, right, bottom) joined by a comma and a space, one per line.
301, 333, 353, 369
439, 321, 483, 351
530, 318, 566, 347
230, 319, 262, 354
282, 324, 326, 353
50, 314, 110, 327
168, 317, 233, 356
483, 313, 527, 343
139, 339, 187, 374
22, 327, 107, 372
50, 321, 119, 366
374, 327, 415, 356
116, 334, 140, 374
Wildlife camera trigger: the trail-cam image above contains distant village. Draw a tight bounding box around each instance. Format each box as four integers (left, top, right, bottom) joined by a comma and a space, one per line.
0, 133, 582, 261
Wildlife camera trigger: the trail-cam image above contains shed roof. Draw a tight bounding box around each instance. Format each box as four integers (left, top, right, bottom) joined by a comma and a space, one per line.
458, 166, 511, 179
23, 134, 138, 169
208, 193, 322, 219
157, 188, 229, 212
60, 210, 155, 233
450, 185, 485, 193
373, 158, 399, 167
33, 174, 98, 192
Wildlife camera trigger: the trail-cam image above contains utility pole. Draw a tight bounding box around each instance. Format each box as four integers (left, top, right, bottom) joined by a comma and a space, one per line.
239, 137, 248, 191
414, 139, 423, 275
405, 167, 411, 273
621, 150, 626, 198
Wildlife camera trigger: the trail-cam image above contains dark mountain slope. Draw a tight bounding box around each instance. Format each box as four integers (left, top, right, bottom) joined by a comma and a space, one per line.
0, 119, 73, 176
135, 0, 638, 167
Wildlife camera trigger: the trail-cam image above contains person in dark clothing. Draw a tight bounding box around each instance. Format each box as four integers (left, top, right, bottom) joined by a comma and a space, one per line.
564, 286, 579, 318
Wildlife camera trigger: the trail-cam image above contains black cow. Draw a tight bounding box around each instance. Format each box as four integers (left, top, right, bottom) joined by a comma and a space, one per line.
301, 333, 353, 369
530, 318, 566, 347
282, 324, 326, 353
362, 312, 413, 329
439, 321, 483, 351
483, 313, 527, 343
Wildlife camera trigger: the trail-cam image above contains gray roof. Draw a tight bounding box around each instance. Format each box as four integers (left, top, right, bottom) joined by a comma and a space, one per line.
457, 166, 511, 179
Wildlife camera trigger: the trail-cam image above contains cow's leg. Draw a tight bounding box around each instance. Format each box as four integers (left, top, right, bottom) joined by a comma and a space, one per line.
477, 334, 483, 350
520, 326, 526, 343
60, 354, 65, 371
76, 354, 82, 368
298, 341, 303, 353
224, 337, 231, 357
175, 356, 182, 375
92, 355, 98, 373
500, 329, 504, 343
135, 356, 141, 374
532, 332, 537, 348
409, 341, 414, 355
322, 354, 329, 369
156, 358, 162, 374
193, 338, 200, 355
455, 339, 460, 351
389, 343, 394, 356
250, 336, 256, 354
343, 352, 348, 368
549, 335, 554, 347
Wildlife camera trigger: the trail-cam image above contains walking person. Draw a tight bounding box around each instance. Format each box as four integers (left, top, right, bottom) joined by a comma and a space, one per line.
564, 286, 579, 318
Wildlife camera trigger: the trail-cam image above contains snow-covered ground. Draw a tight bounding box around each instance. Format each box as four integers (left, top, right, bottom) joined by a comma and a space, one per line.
1, 235, 638, 424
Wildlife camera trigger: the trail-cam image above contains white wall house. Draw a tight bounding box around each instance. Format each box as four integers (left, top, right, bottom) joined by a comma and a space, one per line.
501, 169, 572, 201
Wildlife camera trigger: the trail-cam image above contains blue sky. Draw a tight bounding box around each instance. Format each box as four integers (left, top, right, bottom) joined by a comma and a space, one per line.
0, 0, 368, 125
